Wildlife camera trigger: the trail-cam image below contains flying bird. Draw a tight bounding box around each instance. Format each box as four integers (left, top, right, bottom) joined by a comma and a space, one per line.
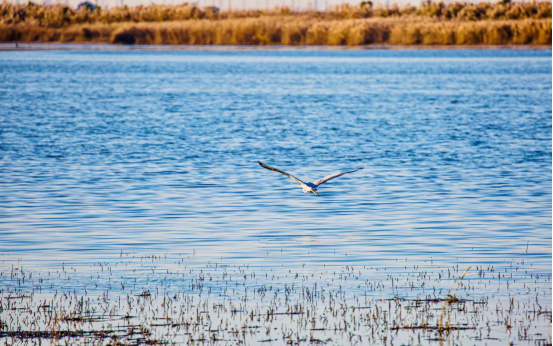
258, 161, 363, 197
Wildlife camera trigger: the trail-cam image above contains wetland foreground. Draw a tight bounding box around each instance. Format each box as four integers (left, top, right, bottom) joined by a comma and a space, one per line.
1, 254, 551, 345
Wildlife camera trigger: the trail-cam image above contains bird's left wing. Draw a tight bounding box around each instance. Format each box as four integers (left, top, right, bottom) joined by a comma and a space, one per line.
312, 167, 363, 186
258, 161, 306, 186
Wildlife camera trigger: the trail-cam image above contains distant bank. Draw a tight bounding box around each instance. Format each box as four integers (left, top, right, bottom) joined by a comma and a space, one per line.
1, 1, 551, 46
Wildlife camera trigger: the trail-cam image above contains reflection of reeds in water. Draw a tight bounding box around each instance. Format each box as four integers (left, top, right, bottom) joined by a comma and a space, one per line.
0, 1, 551, 45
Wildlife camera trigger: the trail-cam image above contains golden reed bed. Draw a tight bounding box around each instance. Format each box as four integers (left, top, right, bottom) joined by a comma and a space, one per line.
0, 1, 551, 45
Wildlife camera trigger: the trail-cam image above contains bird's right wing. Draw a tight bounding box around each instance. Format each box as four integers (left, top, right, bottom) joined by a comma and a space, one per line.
258, 161, 306, 186
312, 167, 364, 186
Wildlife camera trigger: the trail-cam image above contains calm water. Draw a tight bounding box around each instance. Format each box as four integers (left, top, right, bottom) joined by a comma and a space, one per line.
0, 48, 551, 298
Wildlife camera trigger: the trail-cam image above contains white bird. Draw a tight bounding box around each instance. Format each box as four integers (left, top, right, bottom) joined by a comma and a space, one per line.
258, 161, 363, 197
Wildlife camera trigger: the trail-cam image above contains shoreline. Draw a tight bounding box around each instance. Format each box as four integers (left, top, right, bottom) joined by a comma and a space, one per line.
1, 42, 552, 51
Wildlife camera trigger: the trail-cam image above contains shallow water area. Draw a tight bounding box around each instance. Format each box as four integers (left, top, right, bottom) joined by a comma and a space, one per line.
0, 48, 551, 345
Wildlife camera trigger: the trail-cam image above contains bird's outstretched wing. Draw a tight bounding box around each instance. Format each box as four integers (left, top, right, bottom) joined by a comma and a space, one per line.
258, 161, 306, 186
313, 167, 364, 186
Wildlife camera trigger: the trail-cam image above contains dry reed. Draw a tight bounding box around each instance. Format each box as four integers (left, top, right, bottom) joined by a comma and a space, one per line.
0, 1, 551, 45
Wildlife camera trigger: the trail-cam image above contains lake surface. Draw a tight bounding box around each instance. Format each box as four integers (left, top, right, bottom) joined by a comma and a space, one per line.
0, 48, 551, 344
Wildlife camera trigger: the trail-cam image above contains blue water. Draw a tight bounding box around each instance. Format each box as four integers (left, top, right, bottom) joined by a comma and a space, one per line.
0, 48, 551, 297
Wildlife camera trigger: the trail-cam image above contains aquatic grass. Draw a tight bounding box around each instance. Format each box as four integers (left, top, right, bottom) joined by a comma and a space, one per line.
438, 266, 471, 332
0, 257, 550, 345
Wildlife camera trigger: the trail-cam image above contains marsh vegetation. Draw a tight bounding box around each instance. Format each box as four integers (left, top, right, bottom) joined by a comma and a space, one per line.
0, 1, 550, 45
1, 253, 551, 345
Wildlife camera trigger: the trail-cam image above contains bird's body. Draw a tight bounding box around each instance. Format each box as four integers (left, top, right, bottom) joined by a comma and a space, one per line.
258, 161, 363, 197
302, 183, 318, 194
